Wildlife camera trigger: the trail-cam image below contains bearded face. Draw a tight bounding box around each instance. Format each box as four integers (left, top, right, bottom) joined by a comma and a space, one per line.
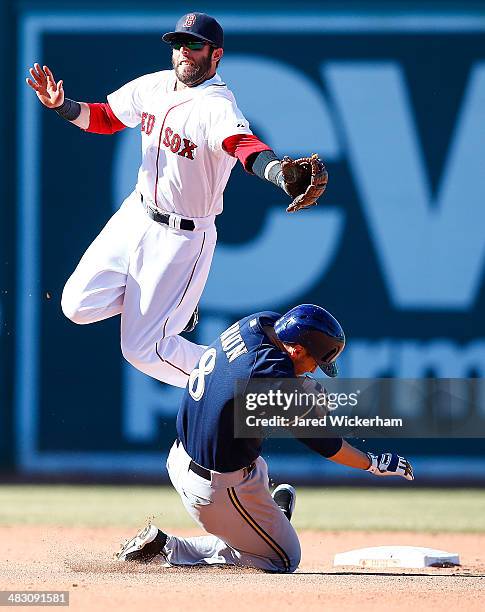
172, 45, 215, 87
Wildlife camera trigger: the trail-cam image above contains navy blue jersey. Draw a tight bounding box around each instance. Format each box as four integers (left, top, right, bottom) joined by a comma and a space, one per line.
176, 311, 294, 472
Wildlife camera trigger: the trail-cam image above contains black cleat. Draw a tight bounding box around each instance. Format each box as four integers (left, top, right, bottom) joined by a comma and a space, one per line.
115, 524, 168, 563
272, 484, 296, 522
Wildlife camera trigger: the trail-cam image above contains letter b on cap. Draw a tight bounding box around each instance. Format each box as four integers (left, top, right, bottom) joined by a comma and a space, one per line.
184, 14, 196, 27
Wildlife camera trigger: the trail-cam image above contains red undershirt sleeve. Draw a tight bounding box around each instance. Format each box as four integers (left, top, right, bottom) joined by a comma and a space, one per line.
85, 102, 127, 134
222, 134, 272, 172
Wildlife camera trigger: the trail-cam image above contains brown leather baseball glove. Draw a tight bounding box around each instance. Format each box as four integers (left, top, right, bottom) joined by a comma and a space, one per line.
281, 154, 328, 213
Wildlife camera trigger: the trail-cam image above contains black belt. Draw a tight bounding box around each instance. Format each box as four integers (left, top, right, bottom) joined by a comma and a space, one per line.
140, 194, 195, 231
188, 459, 256, 481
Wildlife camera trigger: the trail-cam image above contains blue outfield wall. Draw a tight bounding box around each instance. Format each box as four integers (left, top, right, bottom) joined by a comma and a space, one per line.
1, 0, 14, 472
6, 5, 485, 482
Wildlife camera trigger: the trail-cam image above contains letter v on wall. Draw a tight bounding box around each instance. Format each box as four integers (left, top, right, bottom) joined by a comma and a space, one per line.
323, 61, 485, 310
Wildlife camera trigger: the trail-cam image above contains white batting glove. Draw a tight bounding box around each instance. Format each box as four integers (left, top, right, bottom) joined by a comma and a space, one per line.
366, 452, 414, 481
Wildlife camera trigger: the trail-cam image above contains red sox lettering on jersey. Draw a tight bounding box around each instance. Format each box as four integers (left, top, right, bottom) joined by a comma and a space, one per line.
141, 116, 198, 160
141, 112, 155, 135
162, 127, 198, 159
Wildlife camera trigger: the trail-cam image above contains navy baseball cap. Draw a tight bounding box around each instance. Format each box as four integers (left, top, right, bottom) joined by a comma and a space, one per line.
162, 13, 224, 48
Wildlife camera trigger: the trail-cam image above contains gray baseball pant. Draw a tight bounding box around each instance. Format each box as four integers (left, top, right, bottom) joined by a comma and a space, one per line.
162, 440, 301, 572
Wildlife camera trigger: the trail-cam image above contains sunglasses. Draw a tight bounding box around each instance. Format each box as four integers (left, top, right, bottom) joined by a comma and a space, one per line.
171, 40, 208, 51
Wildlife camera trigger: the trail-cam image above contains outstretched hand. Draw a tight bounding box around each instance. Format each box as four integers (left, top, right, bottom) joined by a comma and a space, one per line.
26, 64, 64, 108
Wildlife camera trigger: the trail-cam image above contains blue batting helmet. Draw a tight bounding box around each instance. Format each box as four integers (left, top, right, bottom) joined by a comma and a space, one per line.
274, 304, 345, 377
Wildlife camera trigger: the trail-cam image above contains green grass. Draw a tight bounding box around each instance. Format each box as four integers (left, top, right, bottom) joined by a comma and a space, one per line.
0, 486, 484, 532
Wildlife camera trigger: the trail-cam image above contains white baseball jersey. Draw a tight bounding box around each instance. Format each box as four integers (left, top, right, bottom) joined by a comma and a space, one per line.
107, 70, 252, 218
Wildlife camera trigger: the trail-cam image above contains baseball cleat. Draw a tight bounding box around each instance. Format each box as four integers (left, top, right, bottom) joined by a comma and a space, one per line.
115, 524, 168, 563
272, 484, 296, 522
183, 305, 199, 333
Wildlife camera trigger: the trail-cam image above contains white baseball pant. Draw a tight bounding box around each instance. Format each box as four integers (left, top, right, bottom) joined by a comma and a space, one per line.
61, 191, 217, 387
163, 440, 301, 573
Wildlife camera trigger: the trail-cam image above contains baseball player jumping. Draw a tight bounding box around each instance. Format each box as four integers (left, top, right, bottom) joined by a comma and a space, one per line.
116, 304, 414, 572
26, 12, 327, 387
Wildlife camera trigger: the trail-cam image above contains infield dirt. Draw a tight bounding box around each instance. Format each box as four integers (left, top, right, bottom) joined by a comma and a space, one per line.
1, 526, 484, 611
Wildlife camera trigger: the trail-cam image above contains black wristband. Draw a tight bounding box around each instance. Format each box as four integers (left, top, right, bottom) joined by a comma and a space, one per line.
251, 149, 278, 177
54, 98, 82, 121
250, 149, 288, 193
